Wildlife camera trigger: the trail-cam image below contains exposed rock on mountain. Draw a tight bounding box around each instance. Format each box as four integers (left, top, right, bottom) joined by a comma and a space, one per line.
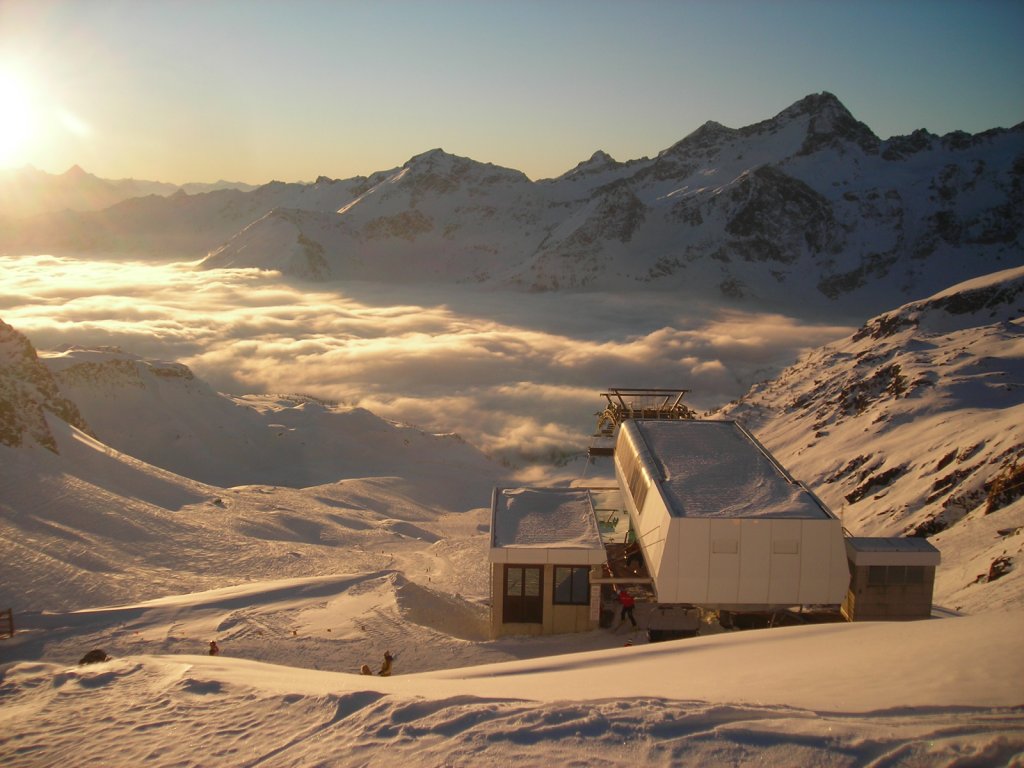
0, 319, 92, 451
716, 266, 1024, 611
2, 93, 1020, 313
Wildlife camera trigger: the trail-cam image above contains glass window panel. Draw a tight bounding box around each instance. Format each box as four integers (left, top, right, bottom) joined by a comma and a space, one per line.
553, 566, 591, 605
571, 567, 589, 602
554, 567, 573, 603
506, 567, 523, 597
524, 567, 541, 597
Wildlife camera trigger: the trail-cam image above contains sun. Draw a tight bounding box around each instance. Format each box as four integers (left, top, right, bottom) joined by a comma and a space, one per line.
0, 69, 36, 168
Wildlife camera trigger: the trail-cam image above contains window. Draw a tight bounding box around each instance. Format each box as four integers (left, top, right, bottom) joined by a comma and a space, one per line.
627, 461, 649, 511
503, 565, 543, 623
553, 566, 591, 605
868, 566, 887, 586
867, 565, 927, 586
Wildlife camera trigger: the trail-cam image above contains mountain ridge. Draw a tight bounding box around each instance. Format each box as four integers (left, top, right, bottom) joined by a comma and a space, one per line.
715, 265, 1024, 612
1, 92, 1021, 315
0, 164, 258, 218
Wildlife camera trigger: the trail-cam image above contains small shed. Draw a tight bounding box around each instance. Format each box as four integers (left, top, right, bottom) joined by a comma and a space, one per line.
488, 487, 607, 638
615, 419, 850, 609
842, 537, 940, 621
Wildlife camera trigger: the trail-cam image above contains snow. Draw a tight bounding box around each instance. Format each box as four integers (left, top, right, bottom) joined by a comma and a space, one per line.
3, 365, 1024, 766
633, 420, 829, 519
491, 487, 604, 551
3, 595, 1023, 766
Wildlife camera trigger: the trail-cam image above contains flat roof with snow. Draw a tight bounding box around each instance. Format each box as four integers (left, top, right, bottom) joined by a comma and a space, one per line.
845, 537, 941, 566
489, 487, 607, 565
627, 420, 832, 520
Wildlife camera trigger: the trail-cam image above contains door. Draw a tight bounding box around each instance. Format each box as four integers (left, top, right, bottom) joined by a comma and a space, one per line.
503, 565, 543, 624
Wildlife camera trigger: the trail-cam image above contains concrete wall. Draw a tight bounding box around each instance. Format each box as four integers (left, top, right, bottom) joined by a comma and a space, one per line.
489, 563, 599, 639
843, 564, 936, 621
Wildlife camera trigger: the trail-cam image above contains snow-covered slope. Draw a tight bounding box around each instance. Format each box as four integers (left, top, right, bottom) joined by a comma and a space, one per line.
203, 149, 546, 284
41, 345, 499, 507
717, 265, 1024, 612
0, 321, 504, 614
2, 577, 1022, 766
0, 411, 494, 614
2, 93, 1020, 314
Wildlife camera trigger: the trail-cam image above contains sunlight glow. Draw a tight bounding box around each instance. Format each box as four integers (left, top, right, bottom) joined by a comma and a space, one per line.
0, 69, 35, 167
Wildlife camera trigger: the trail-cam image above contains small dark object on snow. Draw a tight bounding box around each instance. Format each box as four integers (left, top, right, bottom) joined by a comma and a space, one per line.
379, 651, 394, 676
209, 641, 220, 656
987, 556, 1012, 583
79, 649, 110, 665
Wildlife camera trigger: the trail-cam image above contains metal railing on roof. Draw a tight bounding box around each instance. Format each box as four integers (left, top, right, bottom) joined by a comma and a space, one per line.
595, 388, 696, 436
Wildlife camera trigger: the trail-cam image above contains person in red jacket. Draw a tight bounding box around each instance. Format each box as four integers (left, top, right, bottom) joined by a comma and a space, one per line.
617, 589, 637, 628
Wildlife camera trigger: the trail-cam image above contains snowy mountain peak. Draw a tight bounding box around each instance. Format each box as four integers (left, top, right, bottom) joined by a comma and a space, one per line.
405, 147, 450, 166
400, 148, 530, 187
765, 91, 879, 154
660, 120, 738, 157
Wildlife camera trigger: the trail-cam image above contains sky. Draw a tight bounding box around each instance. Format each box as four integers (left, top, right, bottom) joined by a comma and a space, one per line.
0, 0, 1021, 184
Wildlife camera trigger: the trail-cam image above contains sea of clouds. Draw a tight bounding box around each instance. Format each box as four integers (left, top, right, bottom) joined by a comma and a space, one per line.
1, 255, 854, 464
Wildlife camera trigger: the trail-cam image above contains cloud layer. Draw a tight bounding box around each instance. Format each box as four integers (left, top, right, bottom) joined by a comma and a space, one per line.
1, 255, 853, 463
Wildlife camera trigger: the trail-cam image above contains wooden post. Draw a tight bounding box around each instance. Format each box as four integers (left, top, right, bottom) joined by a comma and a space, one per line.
1, 608, 12, 639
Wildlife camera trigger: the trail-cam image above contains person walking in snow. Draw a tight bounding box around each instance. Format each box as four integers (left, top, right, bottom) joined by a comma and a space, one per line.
209, 640, 220, 656
379, 650, 394, 676
617, 589, 637, 628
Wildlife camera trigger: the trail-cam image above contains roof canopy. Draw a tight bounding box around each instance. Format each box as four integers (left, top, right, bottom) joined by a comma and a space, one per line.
489, 487, 607, 565
624, 420, 833, 520
845, 537, 941, 566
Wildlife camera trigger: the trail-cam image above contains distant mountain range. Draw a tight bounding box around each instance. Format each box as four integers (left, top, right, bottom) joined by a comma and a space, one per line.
1, 92, 1021, 315
0, 164, 257, 218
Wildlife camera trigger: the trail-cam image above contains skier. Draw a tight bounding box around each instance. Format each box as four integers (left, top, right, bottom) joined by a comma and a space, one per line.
379, 650, 394, 677
617, 588, 637, 628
